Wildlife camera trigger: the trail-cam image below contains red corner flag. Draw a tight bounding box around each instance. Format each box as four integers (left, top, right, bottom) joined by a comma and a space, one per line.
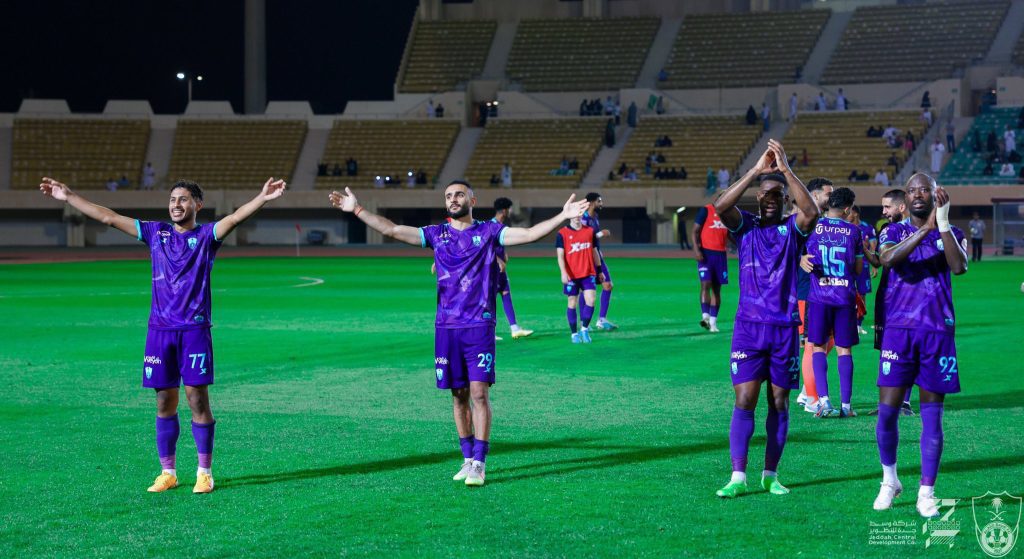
295, 223, 302, 233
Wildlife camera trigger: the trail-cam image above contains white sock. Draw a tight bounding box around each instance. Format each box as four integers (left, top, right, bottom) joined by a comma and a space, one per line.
842, 403, 851, 412
510, 324, 520, 332
163, 468, 176, 477
730, 471, 747, 484
582, 326, 589, 332
702, 312, 711, 320
820, 395, 831, 407
762, 469, 777, 478
472, 460, 484, 468
882, 463, 898, 484
709, 317, 718, 327
463, 457, 472, 464
197, 467, 212, 475
919, 485, 934, 498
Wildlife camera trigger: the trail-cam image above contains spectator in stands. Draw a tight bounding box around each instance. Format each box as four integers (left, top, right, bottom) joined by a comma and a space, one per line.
317, 161, 328, 176
921, 107, 933, 128
655, 96, 665, 115
118, 175, 131, 190
745, 105, 757, 126
1004, 124, 1017, 157
987, 130, 999, 152
579, 99, 588, 117
716, 167, 730, 190
490, 174, 499, 186
655, 152, 666, 164
406, 170, 416, 188
644, 157, 653, 176
882, 124, 898, 143
761, 102, 771, 131
142, 162, 156, 190
816, 92, 827, 112
999, 162, 1015, 177
106, 177, 118, 192
971, 129, 982, 152
920, 91, 931, 109
416, 169, 427, 185
605, 119, 616, 148
836, 88, 847, 111
427, 99, 435, 119
904, 132, 915, 155
658, 68, 669, 82
848, 170, 860, 182
946, 120, 956, 152
866, 125, 879, 138
560, 156, 570, 173
624, 168, 638, 181
887, 152, 900, 174
604, 96, 615, 116
678, 165, 688, 180
332, 163, 343, 177
501, 163, 512, 187
618, 162, 627, 176
969, 212, 986, 262
627, 101, 638, 128
874, 169, 890, 187
346, 158, 358, 177
654, 167, 664, 180
930, 138, 946, 173
705, 167, 715, 196
613, 100, 621, 126
569, 157, 579, 170
789, 93, 798, 122
982, 161, 994, 176
435, 103, 445, 118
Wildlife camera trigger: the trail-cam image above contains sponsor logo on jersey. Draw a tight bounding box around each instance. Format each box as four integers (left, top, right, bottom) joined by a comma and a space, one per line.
144, 355, 163, 365
188, 237, 198, 250
568, 241, 592, 254
731, 351, 748, 360
435, 357, 449, 365
881, 350, 899, 361
709, 219, 727, 230
819, 277, 851, 287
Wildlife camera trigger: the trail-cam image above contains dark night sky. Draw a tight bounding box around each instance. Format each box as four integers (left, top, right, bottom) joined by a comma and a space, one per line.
0, 0, 421, 114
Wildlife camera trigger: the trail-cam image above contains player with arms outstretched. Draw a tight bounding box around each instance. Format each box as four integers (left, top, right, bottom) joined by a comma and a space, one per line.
871, 173, 967, 518
713, 140, 819, 498
39, 176, 286, 494
556, 214, 602, 343
330, 181, 587, 487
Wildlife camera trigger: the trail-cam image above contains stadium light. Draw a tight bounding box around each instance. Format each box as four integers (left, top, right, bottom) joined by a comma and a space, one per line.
175, 72, 203, 105
176, 72, 186, 80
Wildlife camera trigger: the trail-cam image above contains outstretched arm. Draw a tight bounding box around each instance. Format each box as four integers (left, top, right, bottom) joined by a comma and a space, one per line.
39, 177, 137, 237
767, 140, 817, 233
502, 195, 589, 246
215, 178, 286, 240
715, 149, 775, 230
329, 187, 422, 246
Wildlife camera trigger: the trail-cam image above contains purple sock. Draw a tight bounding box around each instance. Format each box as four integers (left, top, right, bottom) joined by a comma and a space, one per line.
567, 308, 578, 333
876, 402, 900, 466
729, 407, 755, 472
710, 305, 719, 318
472, 439, 489, 463
701, 301, 710, 315
764, 408, 789, 471
599, 290, 611, 319
156, 415, 179, 471
903, 386, 913, 404
812, 352, 829, 399
838, 355, 854, 405
501, 292, 517, 327
191, 421, 215, 469
459, 435, 475, 459
580, 303, 595, 328
919, 403, 944, 486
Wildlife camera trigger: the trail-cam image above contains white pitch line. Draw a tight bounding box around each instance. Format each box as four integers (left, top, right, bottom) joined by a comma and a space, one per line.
292, 276, 325, 288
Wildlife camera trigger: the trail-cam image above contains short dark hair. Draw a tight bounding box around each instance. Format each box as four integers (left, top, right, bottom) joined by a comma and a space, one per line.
494, 197, 513, 211
806, 177, 833, 192
445, 179, 474, 194
828, 186, 856, 209
758, 173, 787, 187
585, 192, 602, 203
850, 204, 861, 215
170, 180, 204, 202
883, 189, 906, 204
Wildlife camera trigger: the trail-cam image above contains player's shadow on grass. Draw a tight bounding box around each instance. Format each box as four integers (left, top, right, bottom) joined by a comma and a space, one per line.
945, 389, 1024, 411
785, 453, 1024, 491
217, 436, 615, 489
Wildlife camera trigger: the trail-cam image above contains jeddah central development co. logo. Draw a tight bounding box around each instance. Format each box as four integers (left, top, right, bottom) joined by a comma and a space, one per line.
973, 492, 1021, 557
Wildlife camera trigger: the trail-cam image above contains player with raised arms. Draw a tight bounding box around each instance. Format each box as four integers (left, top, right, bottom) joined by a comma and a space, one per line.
799, 187, 863, 418
39, 176, 286, 494
871, 173, 967, 518
713, 139, 819, 498
330, 181, 587, 487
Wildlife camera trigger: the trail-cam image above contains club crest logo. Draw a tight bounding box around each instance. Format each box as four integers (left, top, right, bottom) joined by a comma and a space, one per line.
777, 225, 788, 235
731, 362, 738, 375
145, 366, 153, 379
972, 492, 1021, 557
882, 362, 892, 375
188, 237, 198, 250
472, 235, 482, 246
435, 368, 444, 381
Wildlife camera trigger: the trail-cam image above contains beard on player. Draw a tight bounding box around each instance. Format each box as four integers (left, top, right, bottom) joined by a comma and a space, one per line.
447, 203, 470, 219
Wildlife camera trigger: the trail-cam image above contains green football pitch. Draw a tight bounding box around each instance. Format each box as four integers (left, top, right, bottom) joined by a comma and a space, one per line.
1, 254, 1022, 558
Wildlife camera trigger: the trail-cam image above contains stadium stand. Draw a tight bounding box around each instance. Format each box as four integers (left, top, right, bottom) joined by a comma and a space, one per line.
464, 118, 606, 189
659, 10, 830, 89
781, 110, 926, 185
316, 119, 460, 189
167, 120, 307, 189
506, 18, 660, 91
11, 118, 150, 189
940, 107, 1024, 185
821, 1, 1008, 85
399, 20, 497, 94
1014, 26, 1024, 66
606, 116, 762, 188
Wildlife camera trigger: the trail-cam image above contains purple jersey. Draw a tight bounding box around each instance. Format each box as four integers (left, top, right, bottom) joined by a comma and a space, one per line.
582, 211, 602, 253
490, 218, 507, 261
137, 220, 222, 330
421, 220, 507, 329
806, 216, 863, 307
878, 220, 965, 333
730, 210, 807, 326
857, 220, 876, 282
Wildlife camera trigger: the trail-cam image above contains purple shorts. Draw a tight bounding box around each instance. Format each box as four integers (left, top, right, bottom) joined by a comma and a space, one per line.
878, 328, 960, 394
496, 270, 510, 293
563, 275, 597, 296
730, 320, 800, 389
697, 249, 729, 285
143, 328, 215, 389
856, 275, 872, 295
434, 325, 496, 390
805, 301, 859, 348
